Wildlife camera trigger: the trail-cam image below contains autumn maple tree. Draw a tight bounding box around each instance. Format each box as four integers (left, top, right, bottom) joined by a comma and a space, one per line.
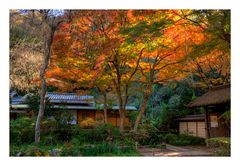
45, 10, 230, 132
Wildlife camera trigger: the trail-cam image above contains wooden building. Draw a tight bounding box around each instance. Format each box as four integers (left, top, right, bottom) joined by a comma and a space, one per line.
179, 85, 230, 139
10, 92, 137, 128
178, 114, 206, 138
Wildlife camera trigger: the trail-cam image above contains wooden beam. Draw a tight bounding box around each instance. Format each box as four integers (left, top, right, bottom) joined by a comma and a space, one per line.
204, 107, 210, 139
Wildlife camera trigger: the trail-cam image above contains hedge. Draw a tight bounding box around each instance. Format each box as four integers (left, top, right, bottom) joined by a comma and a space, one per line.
206, 137, 230, 156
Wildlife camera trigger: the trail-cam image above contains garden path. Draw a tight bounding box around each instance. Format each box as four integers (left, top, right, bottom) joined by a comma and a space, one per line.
138, 144, 214, 157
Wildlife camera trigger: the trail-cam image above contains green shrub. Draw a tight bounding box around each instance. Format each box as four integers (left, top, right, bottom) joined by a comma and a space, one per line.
165, 133, 205, 146
10, 144, 50, 156
24, 145, 50, 156
61, 143, 82, 156
10, 145, 26, 156
10, 117, 35, 145
70, 135, 85, 146
73, 123, 121, 144
206, 137, 230, 156
95, 123, 121, 141
129, 124, 165, 145
41, 135, 59, 146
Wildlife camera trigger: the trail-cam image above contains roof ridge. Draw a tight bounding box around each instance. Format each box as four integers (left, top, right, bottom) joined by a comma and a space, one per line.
209, 84, 230, 91
47, 92, 93, 97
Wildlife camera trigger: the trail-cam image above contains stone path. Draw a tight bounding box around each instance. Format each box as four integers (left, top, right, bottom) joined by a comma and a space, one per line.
138, 144, 214, 157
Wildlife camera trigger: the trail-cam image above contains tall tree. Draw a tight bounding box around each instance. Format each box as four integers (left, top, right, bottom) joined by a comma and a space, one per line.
121, 10, 206, 131
48, 10, 139, 132
30, 10, 72, 143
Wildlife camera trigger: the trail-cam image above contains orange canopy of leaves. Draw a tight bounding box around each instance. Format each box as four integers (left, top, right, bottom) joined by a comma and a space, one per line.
46, 10, 229, 91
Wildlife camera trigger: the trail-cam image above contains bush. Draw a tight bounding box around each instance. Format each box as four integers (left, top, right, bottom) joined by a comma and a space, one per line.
10, 144, 51, 156
41, 135, 59, 146
10, 117, 35, 145
206, 137, 230, 156
68, 124, 121, 145
95, 123, 121, 141
165, 133, 205, 146
24, 145, 50, 156
70, 135, 85, 146
129, 124, 165, 145
61, 143, 82, 156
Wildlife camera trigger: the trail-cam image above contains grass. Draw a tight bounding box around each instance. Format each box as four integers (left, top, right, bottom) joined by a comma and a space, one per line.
10, 142, 140, 156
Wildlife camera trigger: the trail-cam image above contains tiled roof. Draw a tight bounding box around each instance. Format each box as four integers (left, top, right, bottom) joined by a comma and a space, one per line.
11, 96, 25, 105
10, 92, 137, 111
10, 92, 95, 105
10, 91, 17, 98
46, 92, 94, 104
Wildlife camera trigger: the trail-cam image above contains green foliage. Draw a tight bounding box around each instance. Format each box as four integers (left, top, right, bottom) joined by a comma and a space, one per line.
120, 12, 173, 45
26, 93, 52, 117
168, 95, 181, 108
124, 124, 165, 146
206, 137, 230, 156
67, 123, 121, 145
10, 117, 35, 145
220, 110, 230, 124
10, 27, 39, 48
164, 133, 205, 146
136, 124, 165, 145
144, 81, 204, 131
189, 10, 230, 59
95, 123, 121, 140
154, 107, 177, 130
24, 145, 50, 156
61, 143, 82, 156
46, 110, 76, 142
10, 143, 63, 156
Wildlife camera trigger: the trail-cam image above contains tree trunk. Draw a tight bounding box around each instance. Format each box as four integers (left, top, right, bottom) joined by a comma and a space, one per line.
119, 110, 125, 132
103, 93, 108, 124
117, 91, 125, 132
133, 91, 150, 132
35, 25, 54, 143
35, 78, 46, 143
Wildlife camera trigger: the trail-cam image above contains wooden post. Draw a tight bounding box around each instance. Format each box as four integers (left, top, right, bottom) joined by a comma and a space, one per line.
135, 142, 138, 150
204, 107, 210, 139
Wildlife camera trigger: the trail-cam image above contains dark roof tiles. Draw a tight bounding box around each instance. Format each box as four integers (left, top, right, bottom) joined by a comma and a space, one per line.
46, 92, 94, 104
